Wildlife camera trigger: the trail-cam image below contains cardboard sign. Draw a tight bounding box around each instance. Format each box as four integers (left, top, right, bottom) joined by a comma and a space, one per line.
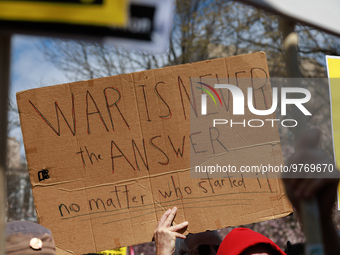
326, 55, 340, 209
17, 52, 292, 255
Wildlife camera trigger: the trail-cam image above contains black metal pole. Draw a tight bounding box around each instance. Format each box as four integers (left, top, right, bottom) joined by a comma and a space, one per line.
0, 34, 11, 255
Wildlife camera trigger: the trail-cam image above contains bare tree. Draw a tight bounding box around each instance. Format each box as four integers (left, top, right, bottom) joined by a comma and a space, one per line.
8, 0, 340, 250
37, 0, 340, 148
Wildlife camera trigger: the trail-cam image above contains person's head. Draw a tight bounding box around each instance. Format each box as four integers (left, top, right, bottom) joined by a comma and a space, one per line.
216, 228, 286, 255
174, 230, 222, 255
5, 221, 56, 255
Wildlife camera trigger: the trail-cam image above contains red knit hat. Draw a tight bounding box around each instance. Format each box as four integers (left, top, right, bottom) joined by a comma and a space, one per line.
216, 228, 286, 255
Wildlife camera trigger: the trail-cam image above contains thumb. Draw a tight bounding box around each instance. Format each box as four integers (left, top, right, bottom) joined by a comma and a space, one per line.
295, 127, 321, 150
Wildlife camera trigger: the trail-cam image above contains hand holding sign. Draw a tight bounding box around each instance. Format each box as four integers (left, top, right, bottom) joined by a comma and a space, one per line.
154, 207, 188, 255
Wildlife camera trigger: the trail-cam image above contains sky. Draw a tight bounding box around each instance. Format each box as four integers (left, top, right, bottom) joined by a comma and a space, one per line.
9, 34, 68, 157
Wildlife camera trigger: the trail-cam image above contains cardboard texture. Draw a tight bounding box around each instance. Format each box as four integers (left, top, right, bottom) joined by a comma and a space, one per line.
17, 52, 292, 255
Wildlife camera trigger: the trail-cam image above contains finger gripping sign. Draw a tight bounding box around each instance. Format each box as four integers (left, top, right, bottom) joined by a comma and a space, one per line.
17, 52, 292, 255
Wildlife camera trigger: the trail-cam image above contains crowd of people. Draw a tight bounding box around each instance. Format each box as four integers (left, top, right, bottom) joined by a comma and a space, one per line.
5, 128, 340, 255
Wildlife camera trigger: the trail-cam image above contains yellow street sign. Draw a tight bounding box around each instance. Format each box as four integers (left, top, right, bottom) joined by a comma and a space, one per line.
0, 0, 127, 27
